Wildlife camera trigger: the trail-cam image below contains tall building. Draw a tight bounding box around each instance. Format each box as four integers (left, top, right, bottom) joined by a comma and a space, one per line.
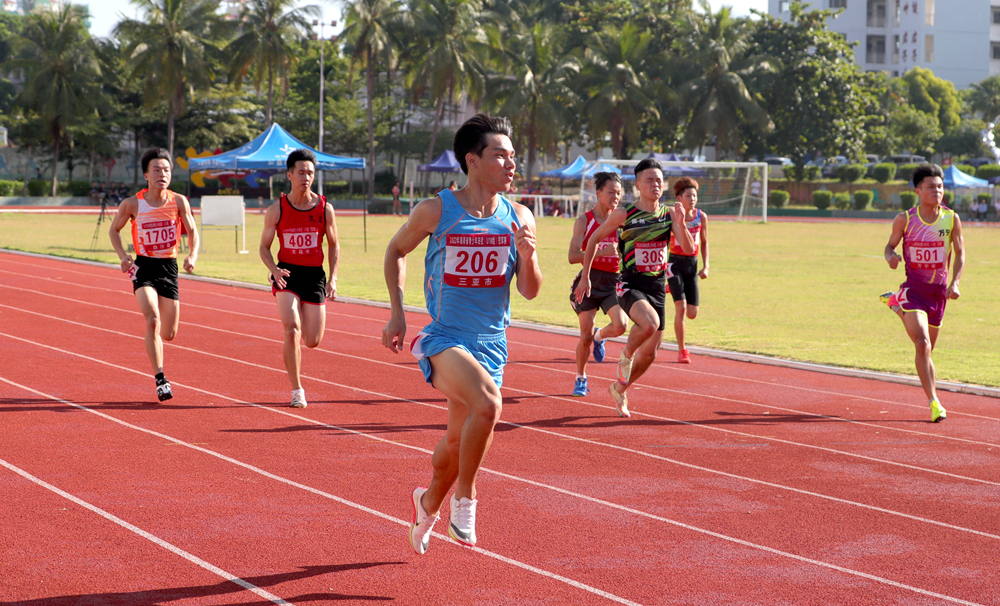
769, 0, 998, 88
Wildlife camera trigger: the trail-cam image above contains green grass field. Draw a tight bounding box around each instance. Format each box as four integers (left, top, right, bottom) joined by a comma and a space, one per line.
2, 209, 998, 387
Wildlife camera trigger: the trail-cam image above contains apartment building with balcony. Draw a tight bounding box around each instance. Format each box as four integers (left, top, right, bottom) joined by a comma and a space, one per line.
769, 1, 1000, 88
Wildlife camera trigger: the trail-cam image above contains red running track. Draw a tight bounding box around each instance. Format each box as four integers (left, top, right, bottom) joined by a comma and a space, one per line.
1, 251, 999, 605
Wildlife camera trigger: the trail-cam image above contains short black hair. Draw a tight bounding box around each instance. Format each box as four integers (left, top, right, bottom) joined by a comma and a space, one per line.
594, 172, 622, 192
633, 158, 663, 179
454, 113, 513, 174
912, 162, 944, 187
286, 148, 317, 171
141, 148, 172, 174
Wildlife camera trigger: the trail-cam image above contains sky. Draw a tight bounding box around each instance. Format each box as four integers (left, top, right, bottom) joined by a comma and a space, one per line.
83, 0, 768, 41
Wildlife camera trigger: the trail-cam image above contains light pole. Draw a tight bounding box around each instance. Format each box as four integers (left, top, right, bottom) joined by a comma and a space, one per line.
312, 19, 336, 195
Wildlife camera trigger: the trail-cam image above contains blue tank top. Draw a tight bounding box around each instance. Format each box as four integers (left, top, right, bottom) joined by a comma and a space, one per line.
424, 189, 520, 335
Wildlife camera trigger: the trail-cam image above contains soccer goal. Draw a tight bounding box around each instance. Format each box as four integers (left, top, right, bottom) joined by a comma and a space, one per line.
577, 159, 769, 222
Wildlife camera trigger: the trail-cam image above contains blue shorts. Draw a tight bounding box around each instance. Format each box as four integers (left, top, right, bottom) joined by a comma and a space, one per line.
410, 328, 508, 388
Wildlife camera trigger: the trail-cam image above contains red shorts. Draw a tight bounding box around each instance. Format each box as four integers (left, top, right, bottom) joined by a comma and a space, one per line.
896, 283, 947, 328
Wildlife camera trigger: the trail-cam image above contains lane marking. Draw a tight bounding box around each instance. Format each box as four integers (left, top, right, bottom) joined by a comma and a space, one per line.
0, 456, 293, 606
0, 376, 640, 606
0, 373, 988, 606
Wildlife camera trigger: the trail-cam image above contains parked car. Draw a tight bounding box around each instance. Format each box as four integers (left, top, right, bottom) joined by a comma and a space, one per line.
821, 156, 849, 178
762, 156, 793, 166
864, 154, 881, 177
888, 154, 927, 165
964, 157, 994, 169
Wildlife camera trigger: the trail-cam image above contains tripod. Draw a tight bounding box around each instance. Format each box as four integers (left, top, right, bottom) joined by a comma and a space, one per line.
90, 196, 109, 250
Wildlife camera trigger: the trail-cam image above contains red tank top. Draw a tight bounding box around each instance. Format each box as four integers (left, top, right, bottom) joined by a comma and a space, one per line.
669, 208, 703, 257
277, 193, 327, 267
131, 189, 180, 259
582, 210, 620, 273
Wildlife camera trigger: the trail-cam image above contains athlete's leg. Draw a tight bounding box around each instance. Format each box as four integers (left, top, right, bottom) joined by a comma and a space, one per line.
423, 347, 502, 507
419, 396, 470, 517
686, 304, 699, 320
299, 303, 326, 349
276, 292, 304, 390
622, 299, 660, 359
575, 309, 597, 376
673, 300, 687, 351
621, 329, 664, 393
158, 296, 180, 342
903, 311, 937, 401
599, 305, 628, 340
135, 286, 164, 374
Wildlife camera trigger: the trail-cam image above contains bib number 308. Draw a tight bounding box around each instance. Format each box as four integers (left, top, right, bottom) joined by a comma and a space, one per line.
635, 241, 669, 273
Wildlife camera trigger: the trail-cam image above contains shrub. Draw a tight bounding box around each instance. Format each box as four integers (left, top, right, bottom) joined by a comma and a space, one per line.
852, 190, 873, 210
897, 163, 921, 184
69, 180, 91, 197
977, 192, 992, 204
872, 163, 897, 183
804, 165, 821, 181
27, 179, 48, 196
837, 164, 866, 183
900, 191, 918, 210
769, 190, 790, 208
374, 169, 398, 193
958, 194, 974, 210
942, 191, 954, 206
954, 164, 976, 177
0, 179, 22, 196
812, 190, 833, 210
975, 164, 1000, 180
833, 192, 851, 210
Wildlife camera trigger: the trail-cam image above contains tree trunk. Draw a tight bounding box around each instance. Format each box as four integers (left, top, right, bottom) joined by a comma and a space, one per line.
133, 129, 141, 185
267, 61, 274, 126
365, 46, 376, 251
88, 146, 95, 180
526, 100, 538, 186
423, 93, 447, 193
50, 120, 60, 196
22, 144, 32, 196
167, 99, 176, 160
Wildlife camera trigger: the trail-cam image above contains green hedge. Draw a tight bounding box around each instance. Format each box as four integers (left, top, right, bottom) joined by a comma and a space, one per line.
833, 192, 851, 210
812, 190, 833, 210
975, 164, 1000, 180
837, 164, 866, 183
977, 193, 992, 204
872, 163, 897, 183
852, 190, 873, 210
787, 164, 820, 181
897, 163, 921, 184
0, 179, 22, 196
900, 191, 917, 210
769, 190, 790, 208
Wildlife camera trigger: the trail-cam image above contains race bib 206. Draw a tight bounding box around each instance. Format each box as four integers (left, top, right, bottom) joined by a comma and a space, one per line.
444, 233, 511, 288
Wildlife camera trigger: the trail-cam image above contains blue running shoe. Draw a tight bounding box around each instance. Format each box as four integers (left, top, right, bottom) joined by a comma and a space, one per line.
592, 327, 606, 363
572, 377, 589, 396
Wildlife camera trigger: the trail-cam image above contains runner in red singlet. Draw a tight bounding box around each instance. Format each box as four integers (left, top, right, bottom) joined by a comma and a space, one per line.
667, 177, 709, 364
108, 148, 200, 402
567, 172, 627, 396
259, 149, 340, 408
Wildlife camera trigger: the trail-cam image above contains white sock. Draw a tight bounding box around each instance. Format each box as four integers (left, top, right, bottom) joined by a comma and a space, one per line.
292, 388, 305, 397
577, 374, 586, 380
593, 327, 604, 342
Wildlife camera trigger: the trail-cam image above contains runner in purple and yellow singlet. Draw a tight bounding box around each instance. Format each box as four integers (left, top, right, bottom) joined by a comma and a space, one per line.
567, 172, 628, 396
574, 158, 694, 418
881, 163, 965, 422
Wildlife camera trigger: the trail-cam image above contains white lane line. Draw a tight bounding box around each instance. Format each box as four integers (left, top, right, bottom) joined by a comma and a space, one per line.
0, 372, 988, 606
3, 302, 1000, 531
0, 455, 293, 606
0, 376, 640, 606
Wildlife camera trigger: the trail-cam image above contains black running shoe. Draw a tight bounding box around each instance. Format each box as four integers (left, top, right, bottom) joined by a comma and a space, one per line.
156, 381, 173, 402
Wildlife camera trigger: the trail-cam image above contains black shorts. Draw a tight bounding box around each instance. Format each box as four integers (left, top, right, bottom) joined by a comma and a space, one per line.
570, 269, 620, 314
667, 255, 699, 306
270, 261, 327, 305
618, 273, 668, 331
132, 256, 179, 300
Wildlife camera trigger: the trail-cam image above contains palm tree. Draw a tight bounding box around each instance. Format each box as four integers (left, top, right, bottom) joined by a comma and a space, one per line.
577, 22, 658, 159
226, 0, 319, 126
678, 2, 773, 158
405, 0, 490, 187
5, 5, 102, 195
116, 0, 226, 157
485, 19, 578, 184
341, 0, 405, 214
967, 76, 1000, 123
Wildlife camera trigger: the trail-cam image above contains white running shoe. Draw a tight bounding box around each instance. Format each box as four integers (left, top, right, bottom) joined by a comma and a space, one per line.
609, 383, 630, 418
290, 389, 307, 408
449, 494, 477, 546
410, 487, 439, 555
617, 350, 633, 385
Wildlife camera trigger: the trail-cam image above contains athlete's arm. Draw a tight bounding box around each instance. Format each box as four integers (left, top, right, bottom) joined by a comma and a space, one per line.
382, 197, 441, 353
573, 206, 626, 303
567, 212, 587, 265
259, 203, 290, 289
884, 212, 907, 269
670, 202, 695, 254
947, 215, 965, 299
176, 195, 199, 273
512, 203, 542, 300
698, 213, 710, 280
324, 203, 340, 300
108, 197, 138, 273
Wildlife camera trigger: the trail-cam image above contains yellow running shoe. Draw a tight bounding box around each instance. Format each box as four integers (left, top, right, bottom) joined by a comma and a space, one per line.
930, 398, 947, 423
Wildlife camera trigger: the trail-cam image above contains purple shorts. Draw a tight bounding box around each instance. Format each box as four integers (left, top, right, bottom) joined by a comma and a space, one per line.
896, 283, 947, 327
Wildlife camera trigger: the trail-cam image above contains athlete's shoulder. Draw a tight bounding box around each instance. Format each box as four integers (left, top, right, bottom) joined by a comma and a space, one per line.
118, 196, 139, 218
408, 196, 444, 233
511, 198, 535, 228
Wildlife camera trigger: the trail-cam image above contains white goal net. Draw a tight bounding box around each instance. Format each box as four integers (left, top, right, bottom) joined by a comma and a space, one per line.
577, 159, 769, 222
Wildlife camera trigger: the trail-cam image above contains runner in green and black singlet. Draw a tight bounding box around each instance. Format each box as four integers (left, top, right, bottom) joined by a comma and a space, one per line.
574, 158, 695, 418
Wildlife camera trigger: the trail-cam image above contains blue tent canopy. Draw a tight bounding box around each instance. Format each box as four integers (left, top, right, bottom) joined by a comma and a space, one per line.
418, 150, 463, 173
561, 161, 621, 180
539, 155, 588, 179
942, 165, 988, 189
188, 123, 365, 171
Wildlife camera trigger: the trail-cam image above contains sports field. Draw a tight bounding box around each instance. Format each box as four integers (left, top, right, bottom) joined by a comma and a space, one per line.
1, 208, 998, 387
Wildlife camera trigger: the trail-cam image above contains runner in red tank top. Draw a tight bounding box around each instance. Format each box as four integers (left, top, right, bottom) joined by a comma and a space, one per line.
108, 148, 200, 402
666, 177, 710, 364
567, 172, 627, 396
259, 149, 340, 408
